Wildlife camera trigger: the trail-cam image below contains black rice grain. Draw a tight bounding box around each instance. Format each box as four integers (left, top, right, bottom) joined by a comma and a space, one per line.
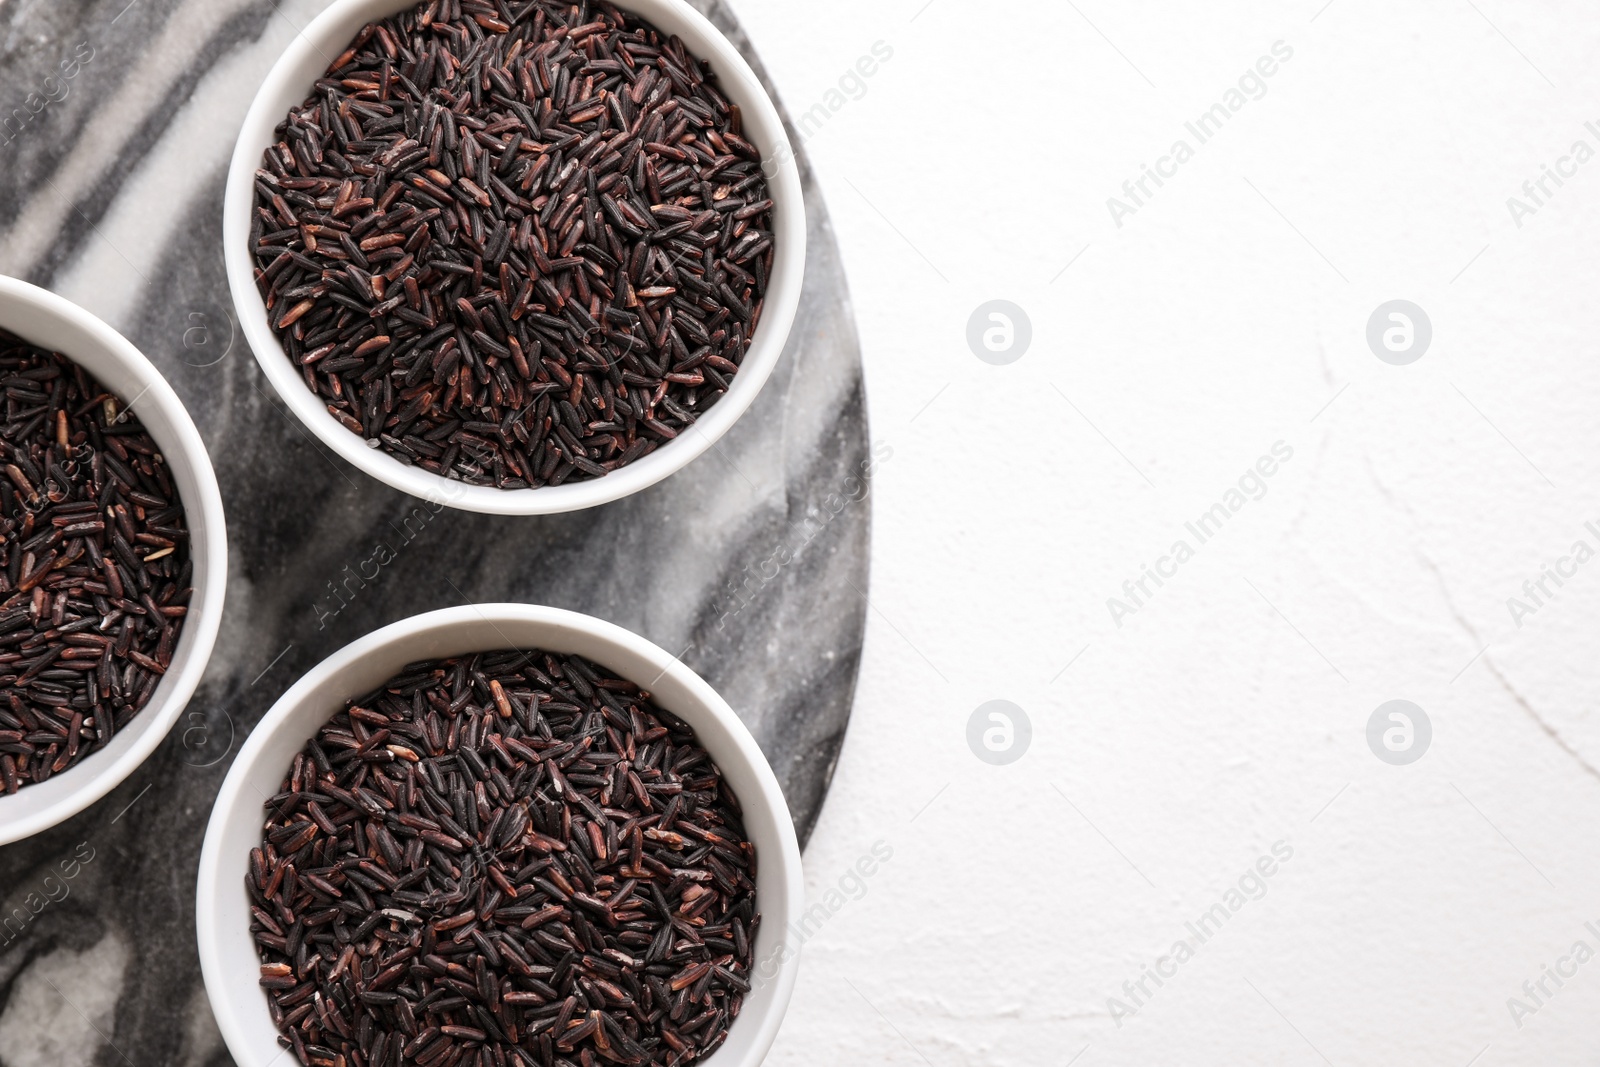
0, 328, 193, 795
251, 0, 775, 490
250, 649, 759, 1067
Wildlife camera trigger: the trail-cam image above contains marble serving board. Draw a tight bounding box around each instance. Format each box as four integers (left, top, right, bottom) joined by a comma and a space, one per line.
0, 0, 869, 1062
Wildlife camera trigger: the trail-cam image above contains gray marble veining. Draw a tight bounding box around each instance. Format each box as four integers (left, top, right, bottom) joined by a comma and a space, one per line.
0, 1, 869, 1062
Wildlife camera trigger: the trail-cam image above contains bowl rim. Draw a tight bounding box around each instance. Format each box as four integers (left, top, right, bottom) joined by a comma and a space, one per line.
0, 275, 229, 845
196, 603, 804, 1067
223, 0, 806, 516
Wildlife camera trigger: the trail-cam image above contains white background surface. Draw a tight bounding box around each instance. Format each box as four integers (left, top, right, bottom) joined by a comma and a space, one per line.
737, 2, 1600, 1064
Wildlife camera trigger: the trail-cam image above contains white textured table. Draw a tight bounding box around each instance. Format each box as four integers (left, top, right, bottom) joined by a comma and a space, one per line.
745, 2, 1600, 1066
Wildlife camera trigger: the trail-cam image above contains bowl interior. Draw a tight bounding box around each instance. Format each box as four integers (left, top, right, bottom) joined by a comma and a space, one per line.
0, 278, 226, 844
223, 0, 805, 515
199, 605, 802, 1067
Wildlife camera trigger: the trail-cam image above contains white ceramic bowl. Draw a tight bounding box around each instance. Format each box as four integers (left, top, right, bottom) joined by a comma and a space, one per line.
0, 276, 228, 844
224, 0, 805, 515
197, 604, 803, 1067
